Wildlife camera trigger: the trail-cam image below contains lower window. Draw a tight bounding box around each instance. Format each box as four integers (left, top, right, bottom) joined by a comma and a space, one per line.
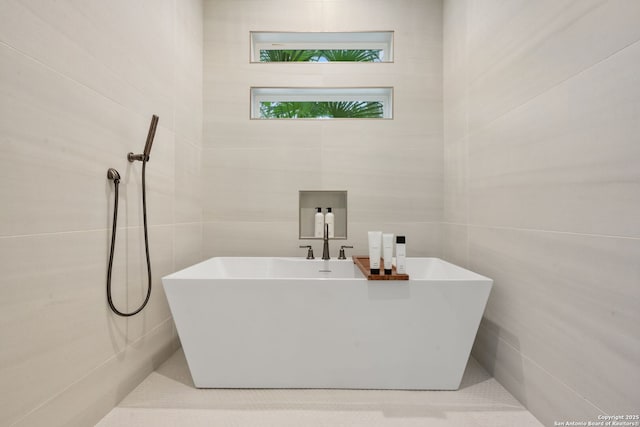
251, 87, 393, 119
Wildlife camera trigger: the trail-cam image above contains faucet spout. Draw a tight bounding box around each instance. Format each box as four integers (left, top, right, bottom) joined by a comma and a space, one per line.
322, 224, 330, 260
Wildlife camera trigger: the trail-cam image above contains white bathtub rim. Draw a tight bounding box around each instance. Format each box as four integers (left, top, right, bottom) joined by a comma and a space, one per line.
162, 256, 492, 283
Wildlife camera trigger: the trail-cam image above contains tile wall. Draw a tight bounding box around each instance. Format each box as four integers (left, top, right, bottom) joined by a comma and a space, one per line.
3, 1, 638, 425
443, 0, 640, 424
202, 0, 443, 258
0, 0, 203, 425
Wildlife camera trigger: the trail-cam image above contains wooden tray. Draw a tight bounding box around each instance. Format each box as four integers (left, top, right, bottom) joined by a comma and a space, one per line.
352, 256, 409, 280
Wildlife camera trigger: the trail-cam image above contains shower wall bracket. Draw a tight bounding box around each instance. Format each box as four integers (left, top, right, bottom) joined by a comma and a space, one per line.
127, 152, 147, 162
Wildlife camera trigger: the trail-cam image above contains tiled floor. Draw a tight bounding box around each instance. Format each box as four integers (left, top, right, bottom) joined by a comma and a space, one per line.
96, 349, 543, 427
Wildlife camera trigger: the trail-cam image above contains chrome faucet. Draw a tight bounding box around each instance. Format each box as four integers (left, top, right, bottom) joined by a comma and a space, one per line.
322, 224, 330, 260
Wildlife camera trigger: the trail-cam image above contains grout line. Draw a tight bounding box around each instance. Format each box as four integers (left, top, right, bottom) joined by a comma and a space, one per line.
463, 36, 640, 141
463, 0, 604, 90
9, 317, 177, 427
171, 221, 204, 227
0, 39, 169, 133
201, 220, 444, 224
0, 223, 202, 241
440, 222, 640, 241
172, 0, 178, 281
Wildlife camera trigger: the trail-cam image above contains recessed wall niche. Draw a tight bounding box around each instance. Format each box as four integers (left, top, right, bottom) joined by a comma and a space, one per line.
299, 191, 347, 239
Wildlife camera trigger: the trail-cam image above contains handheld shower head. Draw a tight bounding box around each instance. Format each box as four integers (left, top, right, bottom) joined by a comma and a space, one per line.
128, 115, 159, 162
143, 115, 159, 159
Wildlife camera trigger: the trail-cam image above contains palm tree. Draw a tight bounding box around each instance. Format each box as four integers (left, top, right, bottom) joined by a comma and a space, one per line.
325, 101, 383, 117
319, 49, 381, 62
260, 102, 320, 118
259, 49, 318, 62
260, 49, 381, 62
260, 101, 383, 119
259, 49, 384, 118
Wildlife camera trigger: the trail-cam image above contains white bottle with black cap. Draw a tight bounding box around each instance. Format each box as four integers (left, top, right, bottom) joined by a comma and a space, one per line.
395, 235, 407, 274
325, 207, 335, 238
314, 207, 324, 238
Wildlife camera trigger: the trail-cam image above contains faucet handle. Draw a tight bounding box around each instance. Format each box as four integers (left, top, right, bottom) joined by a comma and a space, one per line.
299, 245, 315, 260
338, 245, 353, 260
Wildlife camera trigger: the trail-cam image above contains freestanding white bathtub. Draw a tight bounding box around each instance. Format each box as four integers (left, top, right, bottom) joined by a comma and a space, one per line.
162, 257, 492, 390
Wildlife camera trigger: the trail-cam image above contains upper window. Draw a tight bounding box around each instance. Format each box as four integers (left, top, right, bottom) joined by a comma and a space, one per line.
250, 31, 394, 63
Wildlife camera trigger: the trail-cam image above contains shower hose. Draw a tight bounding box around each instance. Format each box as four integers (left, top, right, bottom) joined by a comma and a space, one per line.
106, 160, 152, 317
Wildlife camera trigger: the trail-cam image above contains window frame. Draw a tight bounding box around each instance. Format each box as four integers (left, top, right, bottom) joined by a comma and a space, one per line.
250, 31, 394, 63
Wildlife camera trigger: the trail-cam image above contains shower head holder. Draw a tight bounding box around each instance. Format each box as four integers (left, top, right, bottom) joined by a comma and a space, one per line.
127, 152, 148, 162
107, 168, 121, 183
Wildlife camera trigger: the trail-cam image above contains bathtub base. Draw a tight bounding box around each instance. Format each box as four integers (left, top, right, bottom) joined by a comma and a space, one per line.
163, 258, 492, 390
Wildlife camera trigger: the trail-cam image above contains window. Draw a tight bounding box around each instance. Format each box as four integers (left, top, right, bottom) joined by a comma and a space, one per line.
251, 88, 393, 119
251, 31, 394, 63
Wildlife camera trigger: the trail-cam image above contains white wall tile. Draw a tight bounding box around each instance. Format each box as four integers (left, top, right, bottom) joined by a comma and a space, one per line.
202, 0, 443, 255
175, 223, 204, 271
175, 0, 204, 147
468, 39, 640, 237
203, 221, 301, 257
0, 226, 176, 426
117, 225, 176, 342
441, 223, 468, 268
0, 231, 118, 426
203, 220, 440, 260
0, 44, 176, 235
12, 320, 179, 427
443, 137, 467, 224
443, 0, 469, 230
473, 322, 604, 427
444, 0, 640, 423
0, 44, 127, 235
0, 0, 203, 424
469, 226, 640, 415
466, 0, 640, 133
202, 147, 323, 222
175, 138, 203, 224
322, 147, 442, 223
0, 0, 176, 129
321, 121, 442, 152
205, 119, 325, 151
